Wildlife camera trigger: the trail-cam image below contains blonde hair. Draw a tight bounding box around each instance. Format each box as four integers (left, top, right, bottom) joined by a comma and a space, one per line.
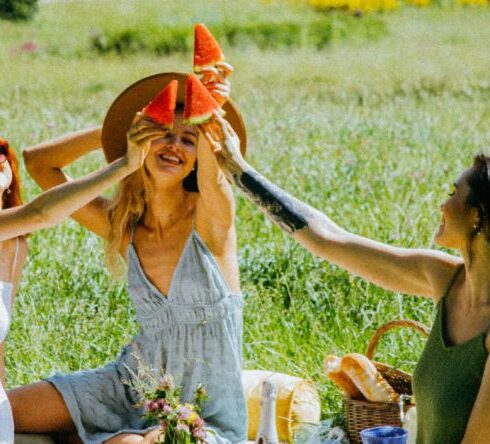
105, 166, 153, 274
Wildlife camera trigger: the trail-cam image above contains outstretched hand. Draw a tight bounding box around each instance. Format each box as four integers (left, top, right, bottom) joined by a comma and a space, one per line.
126, 112, 167, 171
200, 112, 243, 170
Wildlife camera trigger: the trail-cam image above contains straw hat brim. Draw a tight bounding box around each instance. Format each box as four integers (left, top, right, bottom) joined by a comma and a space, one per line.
101, 72, 247, 163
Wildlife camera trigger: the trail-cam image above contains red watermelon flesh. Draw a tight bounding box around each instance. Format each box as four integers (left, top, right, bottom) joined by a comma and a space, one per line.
183, 73, 223, 126
193, 24, 224, 72
142, 80, 178, 129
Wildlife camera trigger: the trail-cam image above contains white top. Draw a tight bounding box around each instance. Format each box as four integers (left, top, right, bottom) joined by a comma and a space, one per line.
0, 237, 20, 444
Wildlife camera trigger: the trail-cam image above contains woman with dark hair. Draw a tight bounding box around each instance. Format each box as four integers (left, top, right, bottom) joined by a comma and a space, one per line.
0, 135, 151, 443
206, 113, 490, 443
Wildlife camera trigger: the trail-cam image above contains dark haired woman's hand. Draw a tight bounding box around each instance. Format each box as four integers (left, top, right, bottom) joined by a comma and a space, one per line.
125, 112, 167, 171
199, 61, 233, 103
200, 112, 243, 176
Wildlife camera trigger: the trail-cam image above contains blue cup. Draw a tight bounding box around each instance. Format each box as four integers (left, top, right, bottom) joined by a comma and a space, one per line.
360, 426, 408, 444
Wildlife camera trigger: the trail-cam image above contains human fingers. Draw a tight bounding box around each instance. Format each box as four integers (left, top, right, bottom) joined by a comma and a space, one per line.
216, 61, 234, 77
129, 112, 165, 132
213, 111, 232, 136
199, 66, 220, 78
203, 130, 223, 154
205, 119, 223, 142
130, 129, 167, 143
206, 82, 231, 97
199, 122, 220, 144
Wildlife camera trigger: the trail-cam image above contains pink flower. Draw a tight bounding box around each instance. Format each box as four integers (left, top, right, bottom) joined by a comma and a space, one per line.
144, 401, 159, 412
190, 417, 204, 429
177, 405, 191, 420
162, 403, 173, 414
192, 427, 207, 440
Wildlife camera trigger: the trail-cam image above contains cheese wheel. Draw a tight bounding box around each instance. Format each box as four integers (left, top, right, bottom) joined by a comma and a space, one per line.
341, 353, 398, 402
324, 355, 364, 400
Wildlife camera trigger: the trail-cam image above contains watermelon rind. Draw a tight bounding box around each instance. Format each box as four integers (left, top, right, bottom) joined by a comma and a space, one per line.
183, 73, 223, 126
183, 108, 225, 126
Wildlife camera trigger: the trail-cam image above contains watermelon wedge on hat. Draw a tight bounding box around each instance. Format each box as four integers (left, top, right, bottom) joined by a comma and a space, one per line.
193, 24, 224, 72
183, 73, 223, 126
141, 80, 178, 129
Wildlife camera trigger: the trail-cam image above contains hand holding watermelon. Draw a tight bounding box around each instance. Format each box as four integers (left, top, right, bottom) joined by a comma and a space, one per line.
193, 24, 233, 105
198, 62, 233, 104
125, 113, 167, 170
200, 112, 243, 169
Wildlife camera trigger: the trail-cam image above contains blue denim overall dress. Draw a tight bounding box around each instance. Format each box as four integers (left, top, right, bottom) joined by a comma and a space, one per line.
47, 227, 247, 444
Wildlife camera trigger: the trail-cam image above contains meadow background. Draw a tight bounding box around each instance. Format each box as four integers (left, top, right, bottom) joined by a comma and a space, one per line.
1, 0, 490, 424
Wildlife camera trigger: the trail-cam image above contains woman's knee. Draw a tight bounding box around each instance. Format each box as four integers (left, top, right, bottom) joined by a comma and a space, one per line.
8, 381, 75, 433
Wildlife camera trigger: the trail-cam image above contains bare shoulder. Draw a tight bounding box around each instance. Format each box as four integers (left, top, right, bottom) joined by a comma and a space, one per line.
425, 250, 464, 303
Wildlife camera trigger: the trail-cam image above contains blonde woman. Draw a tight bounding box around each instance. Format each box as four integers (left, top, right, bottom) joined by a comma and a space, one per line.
0, 135, 150, 444
11, 73, 248, 444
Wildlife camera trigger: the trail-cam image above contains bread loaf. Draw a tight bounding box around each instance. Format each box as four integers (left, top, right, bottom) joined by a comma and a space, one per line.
341, 353, 398, 402
324, 355, 364, 400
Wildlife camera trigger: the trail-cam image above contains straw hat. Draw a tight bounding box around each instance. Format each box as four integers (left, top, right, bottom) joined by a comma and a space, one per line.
101, 72, 247, 163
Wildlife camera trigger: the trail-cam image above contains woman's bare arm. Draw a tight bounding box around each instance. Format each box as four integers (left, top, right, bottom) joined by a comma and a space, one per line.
22, 119, 163, 240
208, 114, 462, 300
195, 126, 235, 255
1, 156, 134, 241
23, 126, 111, 237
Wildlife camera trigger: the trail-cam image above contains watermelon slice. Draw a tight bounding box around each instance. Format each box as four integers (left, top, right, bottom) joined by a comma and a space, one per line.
193, 24, 224, 72
183, 73, 223, 126
142, 80, 178, 129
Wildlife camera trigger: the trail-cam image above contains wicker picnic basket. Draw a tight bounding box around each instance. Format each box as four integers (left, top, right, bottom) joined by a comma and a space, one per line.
343, 319, 430, 444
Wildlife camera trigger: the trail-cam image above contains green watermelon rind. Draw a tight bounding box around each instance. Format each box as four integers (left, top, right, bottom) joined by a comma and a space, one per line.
183, 108, 225, 126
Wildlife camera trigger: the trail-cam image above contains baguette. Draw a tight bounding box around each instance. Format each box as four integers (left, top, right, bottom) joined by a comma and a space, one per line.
340, 353, 398, 402
324, 355, 364, 400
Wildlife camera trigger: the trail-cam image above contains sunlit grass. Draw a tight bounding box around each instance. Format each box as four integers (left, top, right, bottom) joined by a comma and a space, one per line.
1, 3, 490, 417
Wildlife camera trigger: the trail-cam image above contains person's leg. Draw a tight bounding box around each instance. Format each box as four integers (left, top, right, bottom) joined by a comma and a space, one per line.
8, 381, 77, 433
104, 435, 144, 444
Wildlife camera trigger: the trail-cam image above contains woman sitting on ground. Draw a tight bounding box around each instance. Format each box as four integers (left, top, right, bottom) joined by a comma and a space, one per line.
10, 73, 248, 444
0, 135, 149, 443
207, 113, 490, 444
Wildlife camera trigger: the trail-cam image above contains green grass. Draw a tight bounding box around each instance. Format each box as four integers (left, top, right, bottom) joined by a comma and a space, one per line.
1, 1, 490, 421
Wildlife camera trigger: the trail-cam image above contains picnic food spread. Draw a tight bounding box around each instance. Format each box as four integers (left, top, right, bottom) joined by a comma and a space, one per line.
341, 353, 399, 403
324, 355, 364, 400
142, 80, 178, 128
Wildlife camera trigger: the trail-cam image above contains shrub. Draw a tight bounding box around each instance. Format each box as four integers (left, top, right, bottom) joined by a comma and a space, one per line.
90, 16, 387, 56
0, 0, 38, 21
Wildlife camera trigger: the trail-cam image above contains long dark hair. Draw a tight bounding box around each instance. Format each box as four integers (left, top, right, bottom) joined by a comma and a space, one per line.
466, 155, 490, 240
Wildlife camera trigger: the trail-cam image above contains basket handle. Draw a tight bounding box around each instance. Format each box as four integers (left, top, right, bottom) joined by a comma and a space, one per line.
366, 319, 430, 360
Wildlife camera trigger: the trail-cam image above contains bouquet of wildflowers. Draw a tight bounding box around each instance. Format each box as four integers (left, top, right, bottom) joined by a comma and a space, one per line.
142, 373, 210, 444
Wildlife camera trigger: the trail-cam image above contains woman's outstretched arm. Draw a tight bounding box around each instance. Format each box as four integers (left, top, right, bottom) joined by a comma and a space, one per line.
0, 119, 157, 241
206, 114, 462, 300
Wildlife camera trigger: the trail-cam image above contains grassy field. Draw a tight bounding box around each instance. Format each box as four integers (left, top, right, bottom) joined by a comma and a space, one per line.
1, 0, 490, 421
